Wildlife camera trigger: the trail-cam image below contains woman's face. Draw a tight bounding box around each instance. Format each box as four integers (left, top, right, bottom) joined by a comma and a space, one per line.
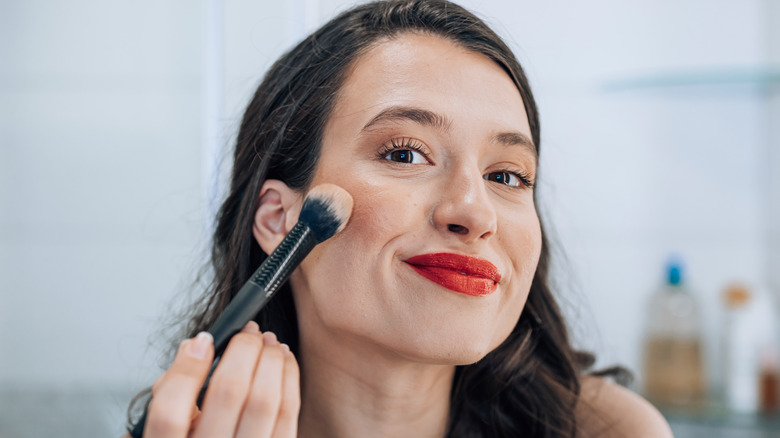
289, 33, 542, 365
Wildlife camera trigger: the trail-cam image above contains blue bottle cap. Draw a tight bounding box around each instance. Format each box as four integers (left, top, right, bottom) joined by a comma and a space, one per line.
666, 257, 683, 286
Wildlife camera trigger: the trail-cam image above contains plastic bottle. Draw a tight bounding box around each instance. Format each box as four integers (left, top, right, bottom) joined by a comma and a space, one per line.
642, 257, 707, 409
759, 346, 780, 415
720, 283, 780, 415
720, 284, 757, 413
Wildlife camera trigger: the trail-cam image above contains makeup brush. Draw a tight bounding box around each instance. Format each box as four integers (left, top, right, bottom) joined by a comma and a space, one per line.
130, 183, 352, 437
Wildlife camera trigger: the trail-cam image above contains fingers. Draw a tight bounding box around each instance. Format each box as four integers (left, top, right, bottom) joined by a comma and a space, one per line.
192, 321, 265, 437
234, 333, 301, 438
271, 344, 301, 438
150, 322, 300, 438
145, 332, 214, 438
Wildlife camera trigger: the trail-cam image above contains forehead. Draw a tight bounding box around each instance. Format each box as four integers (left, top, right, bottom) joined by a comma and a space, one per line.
327, 33, 531, 143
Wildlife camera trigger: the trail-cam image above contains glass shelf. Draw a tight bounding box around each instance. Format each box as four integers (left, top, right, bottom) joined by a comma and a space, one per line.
602, 67, 780, 92
658, 401, 780, 436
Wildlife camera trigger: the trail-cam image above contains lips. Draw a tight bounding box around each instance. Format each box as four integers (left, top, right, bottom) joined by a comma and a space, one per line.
404, 253, 501, 297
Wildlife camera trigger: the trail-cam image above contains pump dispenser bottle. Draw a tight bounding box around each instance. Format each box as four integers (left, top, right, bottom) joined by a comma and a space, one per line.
642, 257, 707, 409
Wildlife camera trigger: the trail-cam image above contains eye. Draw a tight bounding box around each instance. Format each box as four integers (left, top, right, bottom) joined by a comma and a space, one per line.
484, 171, 532, 188
379, 137, 430, 164
385, 149, 426, 164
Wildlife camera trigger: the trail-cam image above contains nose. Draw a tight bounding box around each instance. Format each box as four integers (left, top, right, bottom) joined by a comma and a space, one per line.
431, 165, 497, 242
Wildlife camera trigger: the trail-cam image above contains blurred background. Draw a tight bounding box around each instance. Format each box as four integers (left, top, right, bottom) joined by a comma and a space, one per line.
2, 0, 779, 436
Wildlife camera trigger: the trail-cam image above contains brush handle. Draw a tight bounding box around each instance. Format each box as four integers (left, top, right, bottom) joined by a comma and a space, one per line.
210, 221, 315, 356
130, 221, 316, 438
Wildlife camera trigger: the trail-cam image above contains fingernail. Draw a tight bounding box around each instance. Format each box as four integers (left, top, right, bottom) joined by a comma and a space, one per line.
189, 332, 213, 359
242, 321, 259, 333
263, 331, 278, 346
280, 343, 293, 358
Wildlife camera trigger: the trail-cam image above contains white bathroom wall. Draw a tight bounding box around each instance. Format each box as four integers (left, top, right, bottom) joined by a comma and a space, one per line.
0, 0, 205, 387
767, 0, 780, 298
1, 1, 207, 435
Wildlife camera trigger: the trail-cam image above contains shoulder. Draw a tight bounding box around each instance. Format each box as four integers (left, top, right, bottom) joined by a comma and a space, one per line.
575, 376, 673, 438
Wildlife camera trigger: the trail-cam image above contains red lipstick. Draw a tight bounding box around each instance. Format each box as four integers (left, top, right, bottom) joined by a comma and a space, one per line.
404, 253, 501, 297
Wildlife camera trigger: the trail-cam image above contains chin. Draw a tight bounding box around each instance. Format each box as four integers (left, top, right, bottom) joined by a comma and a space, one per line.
392, 327, 510, 366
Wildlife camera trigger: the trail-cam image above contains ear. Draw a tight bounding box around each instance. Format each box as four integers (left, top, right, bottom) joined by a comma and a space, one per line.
252, 180, 303, 254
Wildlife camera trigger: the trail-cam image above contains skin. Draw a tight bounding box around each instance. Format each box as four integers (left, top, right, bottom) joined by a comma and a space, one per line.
129, 34, 672, 438
290, 33, 541, 365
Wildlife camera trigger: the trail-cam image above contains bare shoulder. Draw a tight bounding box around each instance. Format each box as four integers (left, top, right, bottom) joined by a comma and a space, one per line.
575, 376, 673, 438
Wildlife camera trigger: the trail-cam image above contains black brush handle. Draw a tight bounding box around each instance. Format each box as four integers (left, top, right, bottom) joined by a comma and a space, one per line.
210, 221, 315, 356
130, 221, 315, 437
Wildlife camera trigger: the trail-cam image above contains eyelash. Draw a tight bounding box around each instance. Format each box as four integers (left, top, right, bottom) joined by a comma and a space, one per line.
376, 137, 430, 163
377, 137, 534, 189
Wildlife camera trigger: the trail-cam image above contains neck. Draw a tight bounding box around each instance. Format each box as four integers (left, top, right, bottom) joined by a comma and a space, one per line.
296, 333, 455, 438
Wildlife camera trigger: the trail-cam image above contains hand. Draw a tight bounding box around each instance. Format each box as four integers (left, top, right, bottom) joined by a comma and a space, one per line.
134, 321, 300, 438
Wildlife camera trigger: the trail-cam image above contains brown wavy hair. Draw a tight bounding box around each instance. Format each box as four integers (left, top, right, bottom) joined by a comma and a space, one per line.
129, 1, 621, 436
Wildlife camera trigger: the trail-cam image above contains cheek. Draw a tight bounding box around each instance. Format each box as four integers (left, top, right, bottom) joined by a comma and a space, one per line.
503, 208, 542, 275
520, 219, 543, 276
494, 213, 542, 336
290, 176, 428, 338
348, 192, 400, 244
297, 175, 425, 290
320, 174, 425, 252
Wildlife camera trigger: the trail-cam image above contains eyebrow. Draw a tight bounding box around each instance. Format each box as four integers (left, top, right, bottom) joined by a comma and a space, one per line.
361, 104, 537, 158
492, 131, 537, 158
362, 105, 452, 132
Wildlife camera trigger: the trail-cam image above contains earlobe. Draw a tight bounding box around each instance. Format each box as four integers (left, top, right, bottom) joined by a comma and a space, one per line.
252, 180, 303, 254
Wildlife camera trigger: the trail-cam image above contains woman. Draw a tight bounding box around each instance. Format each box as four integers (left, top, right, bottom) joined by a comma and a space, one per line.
128, 1, 672, 436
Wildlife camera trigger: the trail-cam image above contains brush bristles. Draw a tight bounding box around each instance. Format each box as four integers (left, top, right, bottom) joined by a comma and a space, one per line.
298, 184, 353, 243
